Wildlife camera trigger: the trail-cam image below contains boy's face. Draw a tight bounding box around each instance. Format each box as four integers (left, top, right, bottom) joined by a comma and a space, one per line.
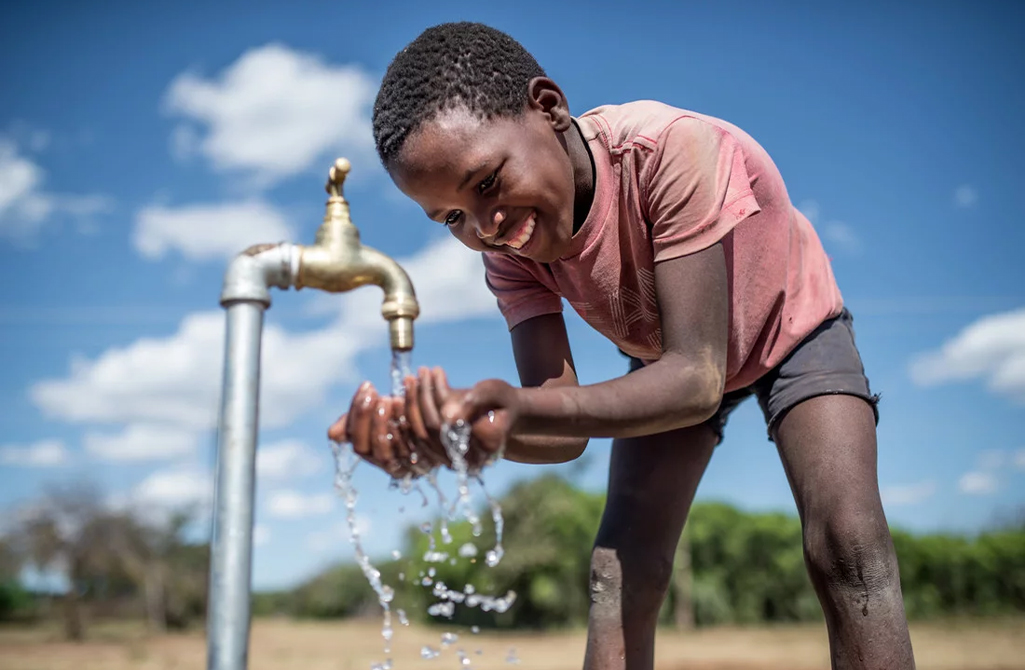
388, 90, 581, 264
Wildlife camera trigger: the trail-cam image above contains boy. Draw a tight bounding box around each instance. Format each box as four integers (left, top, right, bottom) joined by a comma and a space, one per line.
329, 22, 916, 670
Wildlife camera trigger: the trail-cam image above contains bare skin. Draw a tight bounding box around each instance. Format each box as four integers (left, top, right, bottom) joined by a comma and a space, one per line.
328, 75, 916, 670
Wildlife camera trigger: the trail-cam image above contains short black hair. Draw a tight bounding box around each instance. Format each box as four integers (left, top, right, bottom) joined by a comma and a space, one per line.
372, 22, 547, 166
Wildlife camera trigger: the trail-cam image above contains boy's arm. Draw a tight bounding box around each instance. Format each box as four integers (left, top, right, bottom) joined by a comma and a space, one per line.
501, 312, 589, 464
459, 241, 728, 442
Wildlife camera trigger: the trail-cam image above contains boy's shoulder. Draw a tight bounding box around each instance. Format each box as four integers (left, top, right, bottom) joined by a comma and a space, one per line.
578, 100, 711, 150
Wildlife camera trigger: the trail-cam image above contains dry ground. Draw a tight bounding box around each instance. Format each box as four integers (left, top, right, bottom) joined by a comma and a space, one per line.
1, 617, 1023, 670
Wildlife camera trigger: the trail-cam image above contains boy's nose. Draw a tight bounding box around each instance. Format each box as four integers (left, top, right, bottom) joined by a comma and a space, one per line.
475, 208, 505, 241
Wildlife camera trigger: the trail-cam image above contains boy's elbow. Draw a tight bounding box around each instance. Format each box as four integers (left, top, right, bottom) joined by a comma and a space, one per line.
679, 366, 725, 426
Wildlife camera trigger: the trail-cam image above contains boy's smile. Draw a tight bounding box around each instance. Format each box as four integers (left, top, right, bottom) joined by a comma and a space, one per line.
387, 79, 594, 264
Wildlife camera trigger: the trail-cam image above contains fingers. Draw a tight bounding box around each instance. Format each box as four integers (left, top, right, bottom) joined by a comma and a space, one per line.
418, 367, 442, 432
370, 397, 401, 475
348, 382, 377, 457
431, 367, 451, 409
327, 413, 347, 443
404, 375, 429, 442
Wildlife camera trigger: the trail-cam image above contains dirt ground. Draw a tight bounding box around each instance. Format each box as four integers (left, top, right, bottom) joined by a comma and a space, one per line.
1, 617, 1023, 670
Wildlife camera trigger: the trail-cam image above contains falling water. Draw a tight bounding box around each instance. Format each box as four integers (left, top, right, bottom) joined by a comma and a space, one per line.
440, 421, 483, 537
391, 349, 413, 397
477, 475, 505, 568
330, 440, 394, 662
326, 349, 515, 668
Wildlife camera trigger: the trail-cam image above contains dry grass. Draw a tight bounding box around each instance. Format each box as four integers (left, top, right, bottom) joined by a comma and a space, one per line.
0, 617, 1023, 670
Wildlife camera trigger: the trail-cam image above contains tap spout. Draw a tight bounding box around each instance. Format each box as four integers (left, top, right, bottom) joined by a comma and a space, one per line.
293, 158, 419, 350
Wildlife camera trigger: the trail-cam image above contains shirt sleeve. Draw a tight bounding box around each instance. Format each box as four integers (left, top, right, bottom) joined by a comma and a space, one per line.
482, 252, 563, 331
643, 117, 761, 263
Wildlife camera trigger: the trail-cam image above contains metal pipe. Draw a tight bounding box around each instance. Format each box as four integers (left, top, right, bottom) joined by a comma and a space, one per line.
207, 302, 263, 670
207, 158, 420, 670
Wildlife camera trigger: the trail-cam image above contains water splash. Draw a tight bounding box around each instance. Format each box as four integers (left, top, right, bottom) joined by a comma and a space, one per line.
440, 421, 483, 536
420, 646, 441, 660
477, 475, 505, 567
330, 441, 395, 652
425, 473, 452, 545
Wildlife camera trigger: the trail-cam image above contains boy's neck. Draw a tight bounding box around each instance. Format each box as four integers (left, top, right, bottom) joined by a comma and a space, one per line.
569, 119, 596, 236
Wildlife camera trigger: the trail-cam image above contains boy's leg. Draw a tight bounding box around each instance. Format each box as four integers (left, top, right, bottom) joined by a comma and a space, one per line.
773, 394, 915, 670
584, 422, 717, 670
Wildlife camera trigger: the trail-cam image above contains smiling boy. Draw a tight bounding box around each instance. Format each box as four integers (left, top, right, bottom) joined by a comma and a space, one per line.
329, 22, 916, 670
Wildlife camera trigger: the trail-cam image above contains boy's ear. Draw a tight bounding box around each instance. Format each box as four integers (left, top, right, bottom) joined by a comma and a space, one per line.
527, 77, 572, 132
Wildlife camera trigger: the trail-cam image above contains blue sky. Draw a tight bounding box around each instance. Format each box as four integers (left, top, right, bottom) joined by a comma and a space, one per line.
1, 1, 1023, 591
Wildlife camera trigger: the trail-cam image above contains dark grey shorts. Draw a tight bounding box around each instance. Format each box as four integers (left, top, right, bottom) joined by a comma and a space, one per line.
625, 308, 879, 444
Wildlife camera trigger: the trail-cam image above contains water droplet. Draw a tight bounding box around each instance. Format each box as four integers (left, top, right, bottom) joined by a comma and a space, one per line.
471, 625, 480, 634
427, 602, 455, 618
420, 645, 440, 660
391, 550, 401, 560
458, 543, 478, 557
397, 609, 409, 626
428, 567, 436, 577
441, 632, 459, 647
505, 648, 520, 665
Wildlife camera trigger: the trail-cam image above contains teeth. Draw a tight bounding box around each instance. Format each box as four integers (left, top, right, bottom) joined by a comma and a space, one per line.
505, 214, 535, 250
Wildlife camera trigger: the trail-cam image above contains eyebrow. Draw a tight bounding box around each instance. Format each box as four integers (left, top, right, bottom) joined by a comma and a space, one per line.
458, 163, 489, 190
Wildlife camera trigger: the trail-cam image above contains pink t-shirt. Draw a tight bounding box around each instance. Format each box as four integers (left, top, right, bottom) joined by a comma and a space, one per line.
483, 100, 843, 392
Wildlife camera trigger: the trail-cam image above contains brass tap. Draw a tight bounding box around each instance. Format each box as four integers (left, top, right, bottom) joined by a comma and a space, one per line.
294, 158, 419, 350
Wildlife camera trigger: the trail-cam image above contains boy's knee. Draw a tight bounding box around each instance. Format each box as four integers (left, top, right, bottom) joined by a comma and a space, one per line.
802, 507, 901, 607
589, 544, 673, 611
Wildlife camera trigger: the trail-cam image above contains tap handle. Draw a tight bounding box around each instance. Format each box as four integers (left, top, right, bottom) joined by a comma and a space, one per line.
326, 157, 351, 199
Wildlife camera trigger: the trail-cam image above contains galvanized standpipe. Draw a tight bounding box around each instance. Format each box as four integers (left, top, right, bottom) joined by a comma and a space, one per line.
206, 158, 419, 670
208, 243, 297, 670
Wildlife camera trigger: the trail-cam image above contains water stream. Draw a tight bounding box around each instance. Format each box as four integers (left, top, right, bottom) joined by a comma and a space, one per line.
325, 349, 515, 669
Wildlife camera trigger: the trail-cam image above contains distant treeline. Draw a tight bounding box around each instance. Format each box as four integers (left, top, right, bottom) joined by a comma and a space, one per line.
254, 475, 1025, 629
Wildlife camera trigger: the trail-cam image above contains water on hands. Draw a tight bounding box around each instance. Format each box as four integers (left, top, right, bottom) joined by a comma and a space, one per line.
328, 349, 514, 668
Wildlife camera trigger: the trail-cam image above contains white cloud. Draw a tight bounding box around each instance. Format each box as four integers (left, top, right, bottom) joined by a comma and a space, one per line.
257, 439, 324, 480
0, 439, 69, 467
134, 200, 293, 261
164, 43, 377, 187
881, 481, 937, 506
978, 450, 1005, 471
958, 471, 998, 496
30, 236, 497, 432
798, 200, 820, 222
83, 423, 199, 461
1015, 449, 1025, 471
254, 524, 271, 547
307, 519, 371, 552
267, 490, 335, 519
821, 221, 862, 254
909, 307, 1025, 403
798, 200, 860, 254
0, 137, 113, 242
954, 185, 978, 208
131, 467, 214, 510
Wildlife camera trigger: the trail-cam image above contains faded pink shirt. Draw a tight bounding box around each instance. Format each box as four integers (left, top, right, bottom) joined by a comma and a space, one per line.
483, 100, 843, 392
